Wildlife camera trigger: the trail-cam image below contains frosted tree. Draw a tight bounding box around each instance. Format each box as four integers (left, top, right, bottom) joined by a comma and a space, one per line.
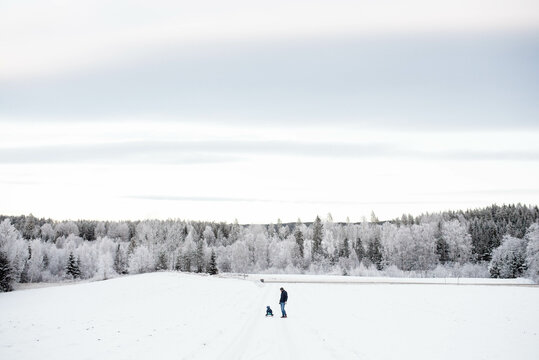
254, 232, 270, 271
267, 223, 276, 239
293, 219, 305, 267
203, 226, 216, 247
228, 219, 241, 244
525, 223, 539, 282
107, 222, 130, 242
353, 237, 365, 265
230, 240, 251, 273
382, 224, 437, 271
128, 245, 154, 274
55, 221, 79, 238
207, 250, 218, 275
164, 221, 185, 269
0, 251, 13, 292
215, 245, 232, 272
113, 244, 128, 275
22, 214, 38, 239
195, 239, 206, 273
367, 235, 383, 270
311, 216, 323, 261
410, 224, 438, 271
26, 239, 47, 282
270, 236, 295, 270
435, 221, 450, 264
441, 220, 472, 264
134, 221, 160, 250
94, 237, 116, 279
94, 222, 107, 239
40, 223, 56, 242
180, 230, 196, 272
278, 221, 290, 241
323, 213, 339, 262
0, 219, 29, 281
156, 252, 168, 271
489, 235, 527, 278
66, 252, 81, 279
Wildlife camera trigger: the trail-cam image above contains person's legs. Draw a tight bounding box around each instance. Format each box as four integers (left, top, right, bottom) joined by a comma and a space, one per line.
280, 302, 287, 317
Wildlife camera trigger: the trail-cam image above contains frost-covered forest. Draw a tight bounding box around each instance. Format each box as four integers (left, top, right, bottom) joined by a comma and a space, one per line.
1, 204, 539, 291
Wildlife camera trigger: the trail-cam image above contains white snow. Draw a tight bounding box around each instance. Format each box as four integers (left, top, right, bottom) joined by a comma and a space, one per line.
1, 272, 538, 360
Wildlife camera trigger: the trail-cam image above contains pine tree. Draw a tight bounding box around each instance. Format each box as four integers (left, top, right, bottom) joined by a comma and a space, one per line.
0, 251, 13, 292
367, 236, 383, 270
207, 250, 218, 275
42, 253, 49, 270
435, 222, 450, 264
370, 211, 379, 223
294, 219, 304, 259
340, 237, 350, 258
23, 214, 37, 240
66, 252, 81, 279
436, 237, 450, 264
353, 237, 365, 264
312, 216, 323, 261
127, 238, 137, 256
195, 239, 205, 273
113, 244, 127, 274
156, 252, 167, 271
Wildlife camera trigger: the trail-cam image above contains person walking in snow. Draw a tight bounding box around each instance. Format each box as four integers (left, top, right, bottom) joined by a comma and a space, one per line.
279, 287, 288, 318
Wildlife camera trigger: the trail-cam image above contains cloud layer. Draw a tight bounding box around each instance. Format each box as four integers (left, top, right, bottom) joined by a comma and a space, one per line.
1, 139, 538, 164
2, 34, 538, 129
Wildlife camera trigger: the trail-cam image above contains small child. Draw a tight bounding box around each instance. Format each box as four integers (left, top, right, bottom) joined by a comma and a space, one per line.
265, 306, 274, 317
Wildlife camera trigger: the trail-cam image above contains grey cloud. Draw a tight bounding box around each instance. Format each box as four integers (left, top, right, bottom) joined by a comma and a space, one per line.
123, 194, 486, 206
430, 188, 539, 196
1, 140, 538, 164
0, 142, 244, 164
125, 195, 268, 202
1, 33, 538, 130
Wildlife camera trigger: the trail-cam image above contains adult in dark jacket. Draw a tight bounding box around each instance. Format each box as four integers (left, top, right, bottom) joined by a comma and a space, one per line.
279, 287, 288, 318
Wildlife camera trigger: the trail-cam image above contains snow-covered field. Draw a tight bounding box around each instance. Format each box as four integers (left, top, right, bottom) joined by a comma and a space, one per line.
1, 273, 538, 360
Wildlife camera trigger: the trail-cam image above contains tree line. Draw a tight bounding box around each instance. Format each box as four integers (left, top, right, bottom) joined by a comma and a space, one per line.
1, 204, 539, 292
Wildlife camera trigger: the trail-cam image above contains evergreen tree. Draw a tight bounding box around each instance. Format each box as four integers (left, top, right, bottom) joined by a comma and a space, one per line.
66, 252, 81, 279
127, 237, 137, 255
23, 214, 37, 240
174, 251, 182, 271
0, 251, 13, 292
276, 218, 283, 240
353, 237, 365, 264
340, 237, 350, 258
436, 237, 450, 264
195, 239, 205, 273
156, 252, 167, 271
181, 251, 192, 272
113, 244, 128, 274
207, 250, 218, 275
42, 253, 49, 270
370, 211, 379, 223
294, 219, 304, 259
367, 236, 383, 270
435, 222, 450, 264
489, 235, 527, 278
312, 216, 323, 261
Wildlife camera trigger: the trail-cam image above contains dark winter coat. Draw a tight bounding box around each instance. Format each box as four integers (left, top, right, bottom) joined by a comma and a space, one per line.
279, 290, 288, 303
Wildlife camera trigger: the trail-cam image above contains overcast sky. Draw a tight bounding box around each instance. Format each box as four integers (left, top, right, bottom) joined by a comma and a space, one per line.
1, 0, 538, 223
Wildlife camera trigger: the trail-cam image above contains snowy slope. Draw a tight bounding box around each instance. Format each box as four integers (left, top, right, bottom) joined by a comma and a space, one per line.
1, 272, 538, 360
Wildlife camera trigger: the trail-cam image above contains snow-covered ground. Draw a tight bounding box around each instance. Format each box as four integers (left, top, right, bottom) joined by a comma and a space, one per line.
1, 273, 538, 360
